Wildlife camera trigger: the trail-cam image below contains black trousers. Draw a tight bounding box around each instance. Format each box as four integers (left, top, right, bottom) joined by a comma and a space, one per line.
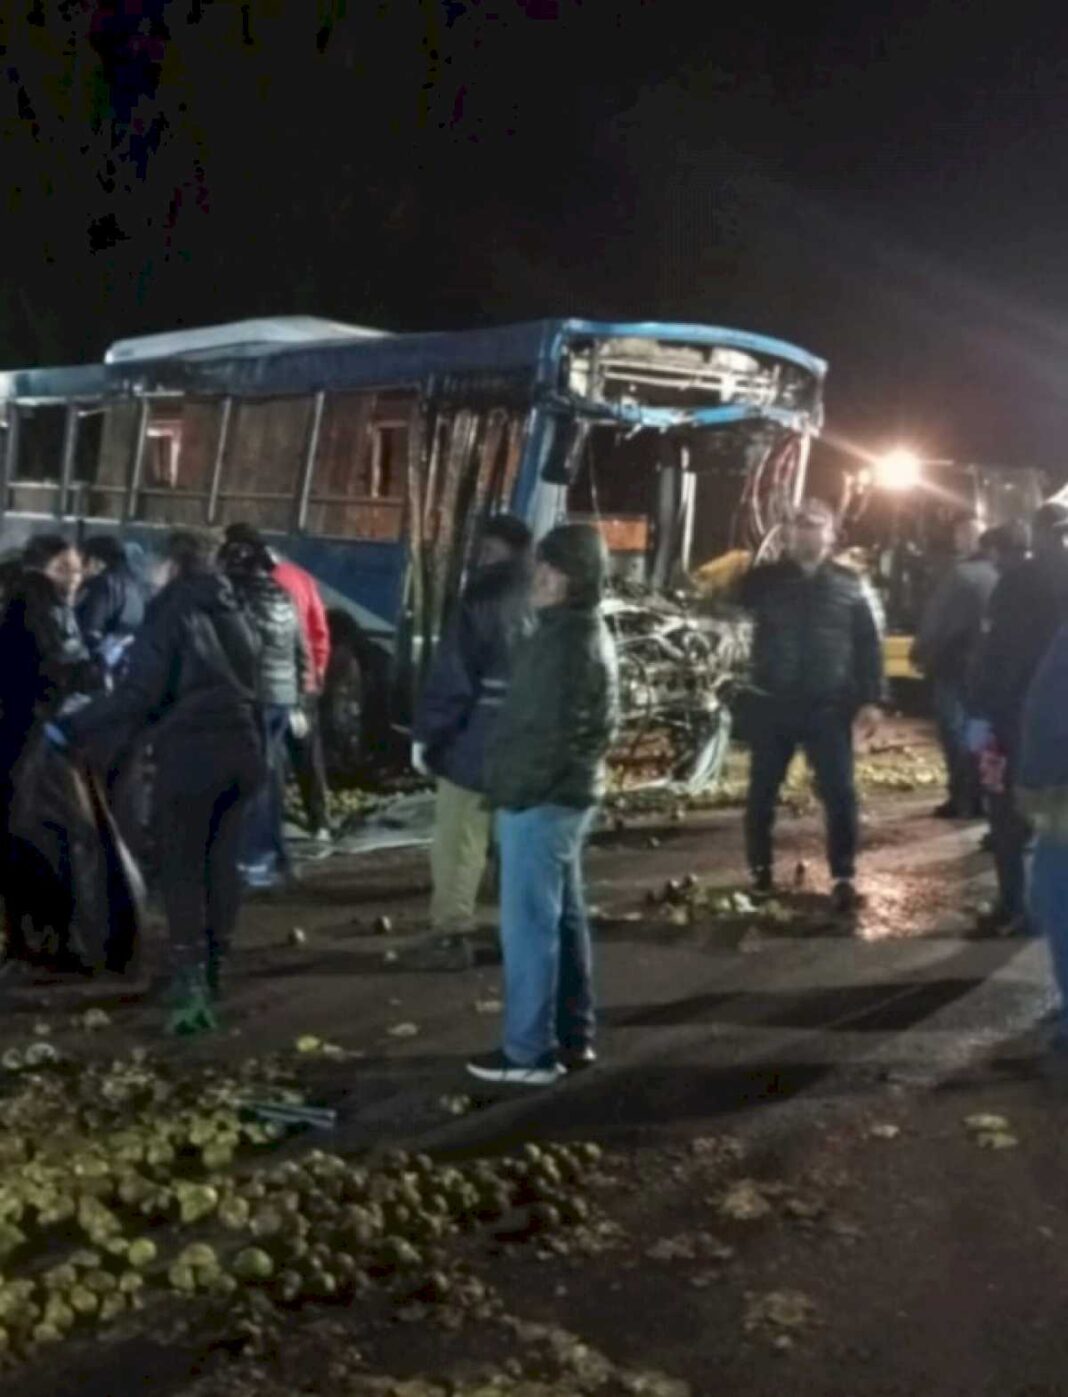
745, 704, 858, 881
285, 694, 330, 832
155, 738, 265, 975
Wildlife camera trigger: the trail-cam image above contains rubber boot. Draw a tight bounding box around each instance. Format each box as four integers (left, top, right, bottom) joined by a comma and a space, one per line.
165, 966, 218, 1037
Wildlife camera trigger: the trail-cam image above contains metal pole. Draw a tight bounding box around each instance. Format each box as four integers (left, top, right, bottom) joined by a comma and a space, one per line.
294, 390, 325, 533
124, 397, 151, 522
0, 403, 19, 518
207, 396, 233, 525
58, 402, 79, 520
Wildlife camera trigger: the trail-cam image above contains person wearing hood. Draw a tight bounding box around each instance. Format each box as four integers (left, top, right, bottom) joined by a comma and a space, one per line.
53, 529, 265, 1032
219, 535, 308, 891
740, 498, 885, 914
467, 523, 619, 1087
412, 513, 533, 964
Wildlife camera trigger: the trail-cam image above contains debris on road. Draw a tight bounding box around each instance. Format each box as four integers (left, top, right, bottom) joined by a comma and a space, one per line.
744, 1289, 819, 1347
868, 1123, 902, 1140
716, 1178, 774, 1221
387, 1022, 421, 1039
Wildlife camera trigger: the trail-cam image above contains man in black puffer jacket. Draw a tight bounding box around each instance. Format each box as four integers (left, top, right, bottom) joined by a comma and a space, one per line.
219, 536, 308, 889
468, 523, 619, 1087
412, 514, 532, 955
740, 498, 884, 913
56, 529, 265, 1033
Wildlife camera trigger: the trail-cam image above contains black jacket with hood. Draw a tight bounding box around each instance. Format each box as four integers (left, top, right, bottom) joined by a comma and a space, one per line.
486, 527, 619, 811
60, 568, 261, 771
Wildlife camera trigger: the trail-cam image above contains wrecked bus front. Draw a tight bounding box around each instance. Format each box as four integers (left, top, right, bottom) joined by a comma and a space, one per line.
0, 317, 824, 781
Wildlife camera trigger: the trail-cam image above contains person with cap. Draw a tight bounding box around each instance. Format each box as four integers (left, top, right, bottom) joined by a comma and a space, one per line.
411, 514, 533, 967
910, 518, 999, 819
740, 497, 885, 914
223, 524, 332, 843
467, 522, 618, 1086
968, 501, 1068, 934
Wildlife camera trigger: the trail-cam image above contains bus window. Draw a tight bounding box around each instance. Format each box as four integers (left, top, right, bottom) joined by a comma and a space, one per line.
217, 396, 313, 532
137, 399, 220, 527
306, 390, 413, 541
9, 404, 66, 515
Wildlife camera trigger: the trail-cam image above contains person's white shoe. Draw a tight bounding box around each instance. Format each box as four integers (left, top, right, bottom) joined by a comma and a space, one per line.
466, 1049, 563, 1087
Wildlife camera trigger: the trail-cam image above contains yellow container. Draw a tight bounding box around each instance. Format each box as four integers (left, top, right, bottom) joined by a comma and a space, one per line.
884, 632, 922, 681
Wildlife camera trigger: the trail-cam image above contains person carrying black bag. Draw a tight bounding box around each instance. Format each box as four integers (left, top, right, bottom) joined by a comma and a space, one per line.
53, 530, 265, 1034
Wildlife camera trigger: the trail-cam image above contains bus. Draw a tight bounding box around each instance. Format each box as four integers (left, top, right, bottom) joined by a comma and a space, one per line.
0, 316, 826, 775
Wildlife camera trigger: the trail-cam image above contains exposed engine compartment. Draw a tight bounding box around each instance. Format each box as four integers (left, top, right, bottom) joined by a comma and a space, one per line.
604, 583, 751, 793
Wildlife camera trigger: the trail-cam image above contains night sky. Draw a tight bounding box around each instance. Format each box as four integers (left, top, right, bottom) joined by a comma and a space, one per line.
3, 2, 1066, 471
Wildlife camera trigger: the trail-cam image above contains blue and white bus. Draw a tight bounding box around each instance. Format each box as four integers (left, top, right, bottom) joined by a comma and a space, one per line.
0, 316, 825, 773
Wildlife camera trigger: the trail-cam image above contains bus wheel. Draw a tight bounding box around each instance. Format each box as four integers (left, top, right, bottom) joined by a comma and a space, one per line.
322, 640, 365, 784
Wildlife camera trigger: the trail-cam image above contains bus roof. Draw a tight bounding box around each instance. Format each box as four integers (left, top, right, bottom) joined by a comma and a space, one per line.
0, 318, 826, 403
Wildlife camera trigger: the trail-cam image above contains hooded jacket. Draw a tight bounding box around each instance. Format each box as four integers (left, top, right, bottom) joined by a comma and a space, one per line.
413, 557, 532, 793
61, 569, 261, 769
486, 526, 619, 810
228, 570, 308, 709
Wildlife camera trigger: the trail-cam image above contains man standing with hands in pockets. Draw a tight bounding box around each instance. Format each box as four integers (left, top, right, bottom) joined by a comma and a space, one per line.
741, 498, 885, 913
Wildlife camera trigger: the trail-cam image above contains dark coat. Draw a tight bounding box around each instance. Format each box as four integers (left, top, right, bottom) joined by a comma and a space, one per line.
969, 548, 1068, 747
740, 559, 885, 714
8, 733, 142, 972
413, 558, 531, 793
911, 555, 998, 682
229, 571, 307, 709
486, 603, 619, 811
76, 564, 147, 658
0, 571, 98, 774
61, 569, 261, 774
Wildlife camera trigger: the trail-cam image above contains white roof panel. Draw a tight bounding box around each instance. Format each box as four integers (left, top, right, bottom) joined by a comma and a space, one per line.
104, 316, 387, 365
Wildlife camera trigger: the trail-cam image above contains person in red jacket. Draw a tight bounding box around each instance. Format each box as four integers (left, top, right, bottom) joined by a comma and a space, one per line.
224, 525, 332, 842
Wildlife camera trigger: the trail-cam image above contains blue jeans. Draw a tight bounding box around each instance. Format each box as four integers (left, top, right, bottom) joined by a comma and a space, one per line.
241, 705, 290, 878
745, 705, 857, 881
1029, 836, 1068, 1027
497, 804, 596, 1066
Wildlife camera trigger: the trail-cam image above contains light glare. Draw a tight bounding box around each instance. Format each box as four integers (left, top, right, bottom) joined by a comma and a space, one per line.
873, 448, 922, 491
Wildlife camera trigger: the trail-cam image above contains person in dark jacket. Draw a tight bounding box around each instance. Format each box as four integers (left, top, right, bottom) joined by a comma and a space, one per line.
55, 529, 265, 1032
77, 535, 147, 677
968, 501, 1068, 934
740, 498, 885, 913
412, 514, 533, 954
219, 535, 308, 890
910, 518, 998, 818
468, 523, 619, 1087
1017, 622, 1068, 1061
0, 535, 97, 965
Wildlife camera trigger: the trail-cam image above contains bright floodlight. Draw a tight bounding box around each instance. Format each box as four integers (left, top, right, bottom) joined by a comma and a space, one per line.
873, 448, 922, 491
